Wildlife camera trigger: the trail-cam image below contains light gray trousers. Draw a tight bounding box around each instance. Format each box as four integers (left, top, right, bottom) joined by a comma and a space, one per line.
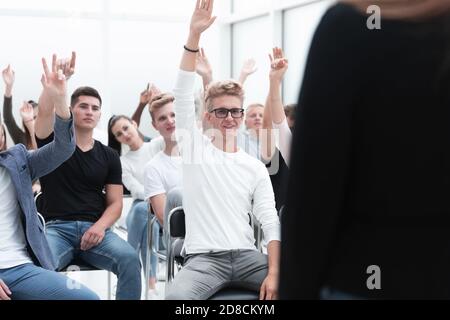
165, 249, 268, 300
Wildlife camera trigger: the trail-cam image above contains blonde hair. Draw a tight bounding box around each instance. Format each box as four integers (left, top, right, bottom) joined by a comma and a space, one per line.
149, 93, 175, 120
204, 80, 245, 112
342, 0, 450, 21
246, 103, 264, 115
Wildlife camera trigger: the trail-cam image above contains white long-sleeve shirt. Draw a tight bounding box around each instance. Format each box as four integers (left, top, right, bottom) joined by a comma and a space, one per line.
121, 137, 164, 200
174, 70, 280, 254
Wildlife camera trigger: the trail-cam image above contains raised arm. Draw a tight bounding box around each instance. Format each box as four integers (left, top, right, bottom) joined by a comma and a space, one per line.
27, 54, 75, 180
266, 47, 292, 165
35, 52, 75, 139
20, 101, 38, 150
238, 58, 257, 86
2, 65, 26, 145
268, 48, 289, 124
180, 0, 216, 72
195, 48, 213, 90
132, 83, 152, 126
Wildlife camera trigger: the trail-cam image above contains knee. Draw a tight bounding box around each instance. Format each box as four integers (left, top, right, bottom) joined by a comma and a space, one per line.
117, 248, 141, 268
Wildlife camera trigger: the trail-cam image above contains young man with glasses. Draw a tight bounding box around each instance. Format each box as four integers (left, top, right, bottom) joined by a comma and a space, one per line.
165, 0, 280, 300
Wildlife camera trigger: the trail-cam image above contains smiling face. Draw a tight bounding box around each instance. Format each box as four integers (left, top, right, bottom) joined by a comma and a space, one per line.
71, 95, 101, 130
205, 95, 244, 138
111, 117, 141, 147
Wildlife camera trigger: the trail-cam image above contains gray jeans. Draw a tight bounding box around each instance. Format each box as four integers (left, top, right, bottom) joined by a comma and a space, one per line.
165, 249, 268, 300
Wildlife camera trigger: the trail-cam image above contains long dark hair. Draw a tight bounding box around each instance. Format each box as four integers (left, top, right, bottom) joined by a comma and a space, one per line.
107, 115, 146, 156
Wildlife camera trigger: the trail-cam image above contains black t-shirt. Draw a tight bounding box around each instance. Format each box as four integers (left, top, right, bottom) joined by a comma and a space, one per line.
36, 133, 122, 222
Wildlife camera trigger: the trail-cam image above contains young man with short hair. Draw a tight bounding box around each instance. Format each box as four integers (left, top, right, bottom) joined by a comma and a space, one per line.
165, 0, 280, 300
35, 56, 141, 300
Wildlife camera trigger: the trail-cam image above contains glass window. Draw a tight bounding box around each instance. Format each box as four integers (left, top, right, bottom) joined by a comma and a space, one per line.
232, 0, 270, 14
232, 16, 271, 109
109, 0, 198, 16
0, 0, 102, 12
283, 0, 334, 104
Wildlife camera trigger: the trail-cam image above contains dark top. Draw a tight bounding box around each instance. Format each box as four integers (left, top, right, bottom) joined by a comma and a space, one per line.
3, 96, 27, 145
280, 3, 450, 299
36, 133, 122, 223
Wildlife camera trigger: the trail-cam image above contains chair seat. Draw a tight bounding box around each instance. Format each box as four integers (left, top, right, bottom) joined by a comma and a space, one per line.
209, 287, 259, 300
60, 258, 101, 272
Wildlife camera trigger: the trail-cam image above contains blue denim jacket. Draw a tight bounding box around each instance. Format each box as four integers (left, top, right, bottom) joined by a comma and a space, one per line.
0, 115, 75, 270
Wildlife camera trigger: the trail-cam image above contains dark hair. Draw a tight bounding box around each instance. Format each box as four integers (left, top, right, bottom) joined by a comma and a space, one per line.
71, 86, 102, 108
284, 104, 296, 120
107, 114, 146, 156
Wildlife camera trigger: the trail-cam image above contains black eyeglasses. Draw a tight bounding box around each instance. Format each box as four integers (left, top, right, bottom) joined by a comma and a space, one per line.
209, 108, 244, 119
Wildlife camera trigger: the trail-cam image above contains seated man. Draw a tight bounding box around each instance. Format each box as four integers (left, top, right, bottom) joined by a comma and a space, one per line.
0, 54, 98, 300
34, 55, 141, 300
165, 0, 280, 300
144, 93, 183, 290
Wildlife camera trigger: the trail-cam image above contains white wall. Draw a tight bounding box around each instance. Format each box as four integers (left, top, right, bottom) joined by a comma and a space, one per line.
0, 0, 222, 142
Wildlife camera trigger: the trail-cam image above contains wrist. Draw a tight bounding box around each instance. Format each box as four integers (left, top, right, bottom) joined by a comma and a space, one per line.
5, 88, 12, 97
23, 118, 34, 124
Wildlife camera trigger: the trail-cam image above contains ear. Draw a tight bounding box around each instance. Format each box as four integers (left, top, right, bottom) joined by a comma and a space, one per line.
204, 111, 212, 123
132, 120, 138, 128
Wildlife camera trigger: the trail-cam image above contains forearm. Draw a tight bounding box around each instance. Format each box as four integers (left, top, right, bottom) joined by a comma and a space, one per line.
24, 120, 38, 150
181, 33, 200, 72
131, 103, 147, 126
35, 91, 55, 138
261, 93, 276, 161
266, 240, 280, 277
96, 201, 122, 230
269, 79, 285, 124
53, 95, 70, 120
201, 73, 213, 90
238, 73, 248, 86
3, 96, 26, 145
4, 85, 12, 98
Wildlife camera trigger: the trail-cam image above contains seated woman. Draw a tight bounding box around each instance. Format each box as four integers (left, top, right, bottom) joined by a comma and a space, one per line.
108, 115, 163, 291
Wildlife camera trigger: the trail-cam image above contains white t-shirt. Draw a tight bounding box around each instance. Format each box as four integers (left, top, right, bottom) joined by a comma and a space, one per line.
121, 137, 164, 200
0, 167, 32, 269
144, 151, 183, 200
174, 70, 281, 255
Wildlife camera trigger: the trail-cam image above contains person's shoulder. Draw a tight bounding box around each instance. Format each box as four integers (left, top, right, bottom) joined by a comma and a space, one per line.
317, 3, 367, 36
95, 141, 120, 159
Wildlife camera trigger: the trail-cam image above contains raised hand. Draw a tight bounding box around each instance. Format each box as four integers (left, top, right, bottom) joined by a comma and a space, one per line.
139, 83, 152, 105
41, 54, 67, 103
241, 58, 257, 77
269, 47, 288, 82
20, 101, 35, 123
2, 64, 15, 92
190, 0, 216, 36
55, 51, 76, 81
196, 48, 213, 78
238, 58, 257, 85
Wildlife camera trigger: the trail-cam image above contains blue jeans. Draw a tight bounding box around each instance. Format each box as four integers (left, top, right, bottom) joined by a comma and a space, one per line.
126, 200, 161, 278
0, 263, 99, 300
45, 220, 141, 300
